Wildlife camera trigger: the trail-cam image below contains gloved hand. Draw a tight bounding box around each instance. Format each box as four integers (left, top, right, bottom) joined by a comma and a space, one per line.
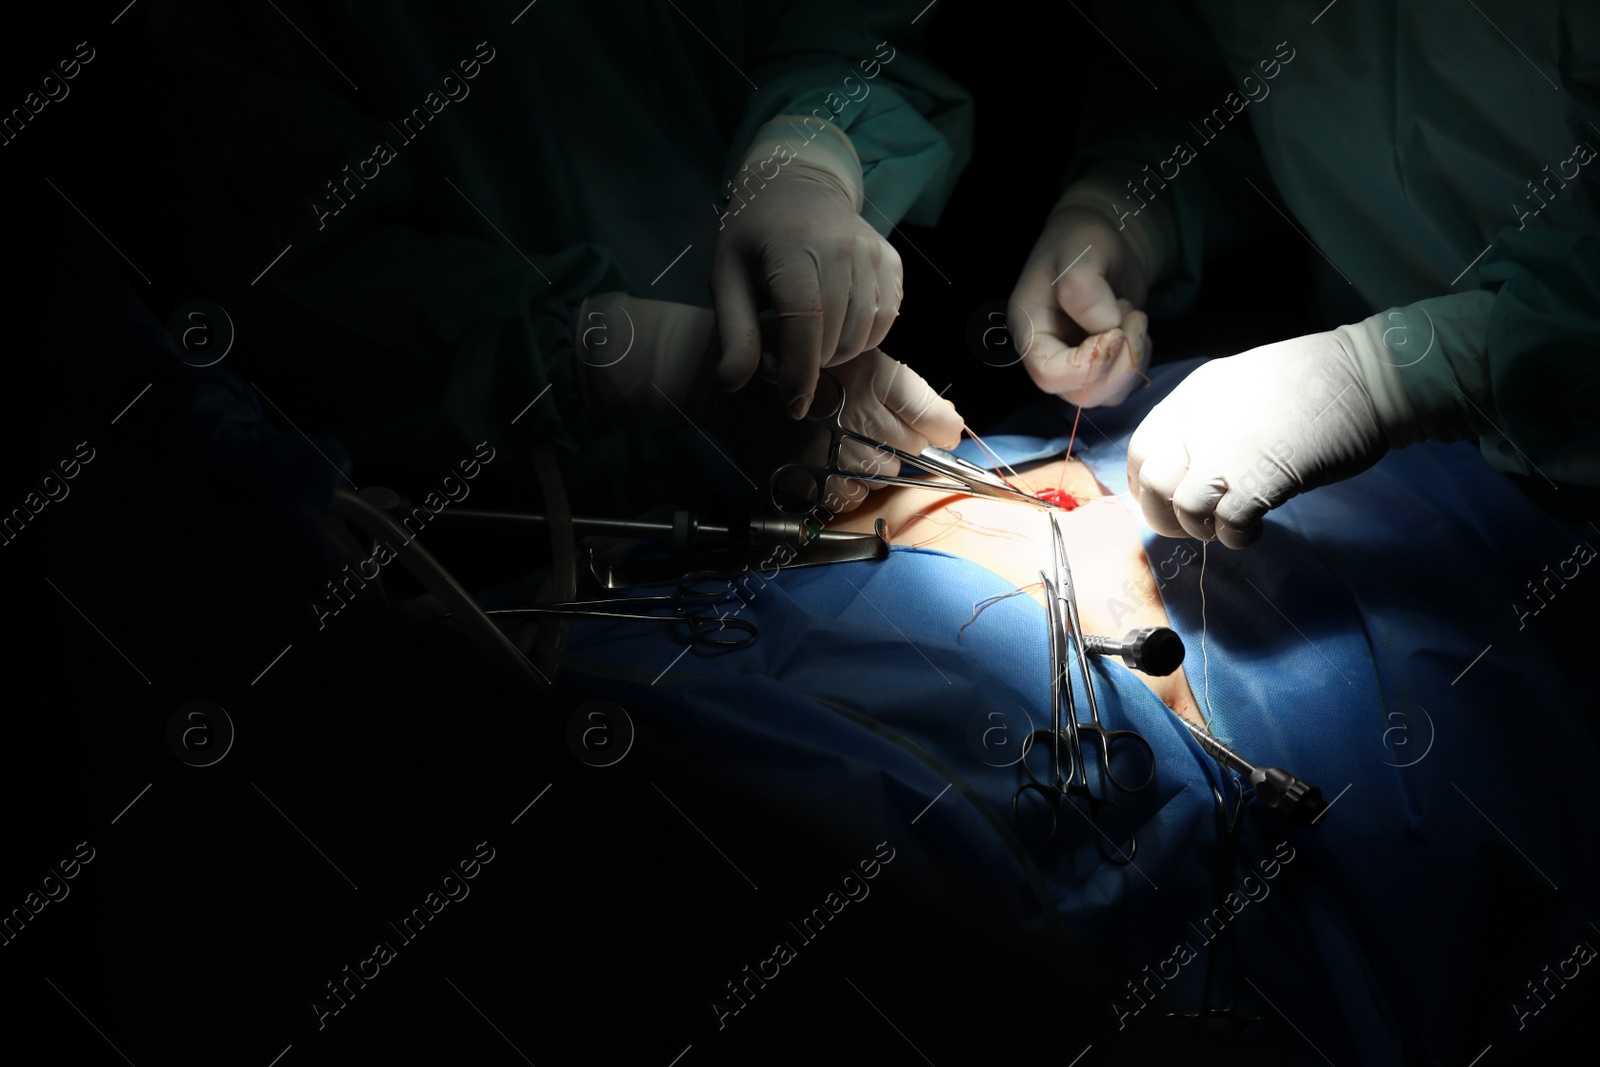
1008, 161, 1174, 407
713, 347, 963, 515
575, 293, 963, 514
574, 291, 721, 426
1127, 326, 1408, 548
712, 118, 902, 419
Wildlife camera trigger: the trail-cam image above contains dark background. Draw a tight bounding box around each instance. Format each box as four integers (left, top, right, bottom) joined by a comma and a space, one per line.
11, 5, 1555, 1067
895, 8, 1315, 433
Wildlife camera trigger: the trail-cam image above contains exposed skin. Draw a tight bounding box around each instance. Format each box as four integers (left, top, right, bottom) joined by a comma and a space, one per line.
827, 455, 1207, 727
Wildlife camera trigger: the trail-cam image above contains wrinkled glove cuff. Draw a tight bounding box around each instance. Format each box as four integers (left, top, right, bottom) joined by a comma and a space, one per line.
738, 116, 865, 211
1337, 296, 1497, 450
574, 292, 720, 429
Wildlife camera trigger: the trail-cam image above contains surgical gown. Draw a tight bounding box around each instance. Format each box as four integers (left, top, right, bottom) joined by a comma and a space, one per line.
1071, 0, 1600, 487
119, 1, 973, 507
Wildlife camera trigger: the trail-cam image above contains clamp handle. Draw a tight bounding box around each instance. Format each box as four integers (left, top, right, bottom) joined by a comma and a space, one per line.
1249, 766, 1328, 826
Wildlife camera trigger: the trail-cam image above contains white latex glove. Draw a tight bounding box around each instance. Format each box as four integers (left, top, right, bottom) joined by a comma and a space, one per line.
1008, 161, 1173, 407
716, 348, 963, 515
574, 291, 720, 426
575, 293, 962, 514
711, 118, 902, 419
1127, 327, 1404, 548
823, 348, 964, 508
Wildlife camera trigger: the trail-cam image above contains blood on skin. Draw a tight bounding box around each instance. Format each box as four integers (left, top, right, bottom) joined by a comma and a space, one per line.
1035, 487, 1079, 509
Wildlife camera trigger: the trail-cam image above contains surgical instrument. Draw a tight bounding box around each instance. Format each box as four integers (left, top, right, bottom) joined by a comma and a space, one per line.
769, 369, 1062, 517
429, 507, 856, 551
486, 571, 758, 650
1082, 627, 1187, 677
589, 518, 891, 590
1074, 625, 1326, 824
1014, 511, 1156, 861
328, 488, 552, 696
1182, 720, 1327, 826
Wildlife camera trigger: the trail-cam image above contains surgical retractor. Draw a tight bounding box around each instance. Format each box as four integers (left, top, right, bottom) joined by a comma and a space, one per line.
1082, 626, 1187, 677
1081, 624, 1327, 826
1181, 721, 1328, 827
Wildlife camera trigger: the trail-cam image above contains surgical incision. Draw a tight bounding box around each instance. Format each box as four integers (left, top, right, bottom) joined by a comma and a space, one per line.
828, 452, 1205, 726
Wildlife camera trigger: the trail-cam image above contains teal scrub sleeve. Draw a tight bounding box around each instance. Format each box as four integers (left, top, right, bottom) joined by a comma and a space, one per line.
1062, 1, 1286, 318
727, 2, 975, 230
1386, 228, 1600, 487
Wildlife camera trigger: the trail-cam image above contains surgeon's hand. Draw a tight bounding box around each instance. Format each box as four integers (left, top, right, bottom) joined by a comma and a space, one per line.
715, 348, 962, 515
1008, 205, 1153, 407
712, 119, 901, 420
1127, 330, 1390, 548
574, 292, 723, 425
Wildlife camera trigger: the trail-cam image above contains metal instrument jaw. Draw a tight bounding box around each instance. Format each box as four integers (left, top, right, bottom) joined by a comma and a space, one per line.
588, 518, 891, 590
1013, 511, 1155, 863
769, 368, 1061, 515
911, 444, 1061, 511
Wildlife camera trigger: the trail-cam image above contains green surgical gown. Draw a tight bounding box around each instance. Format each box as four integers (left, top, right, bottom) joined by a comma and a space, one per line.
125, 1, 972, 508
1072, 0, 1599, 488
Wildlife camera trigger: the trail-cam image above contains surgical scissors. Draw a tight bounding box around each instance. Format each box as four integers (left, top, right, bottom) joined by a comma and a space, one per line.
486, 571, 758, 650
1013, 511, 1155, 862
768, 369, 1060, 516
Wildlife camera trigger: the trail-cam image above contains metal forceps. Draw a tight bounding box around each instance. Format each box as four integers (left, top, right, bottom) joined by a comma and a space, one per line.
768, 369, 1060, 516
1013, 512, 1156, 862
486, 571, 758, 650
